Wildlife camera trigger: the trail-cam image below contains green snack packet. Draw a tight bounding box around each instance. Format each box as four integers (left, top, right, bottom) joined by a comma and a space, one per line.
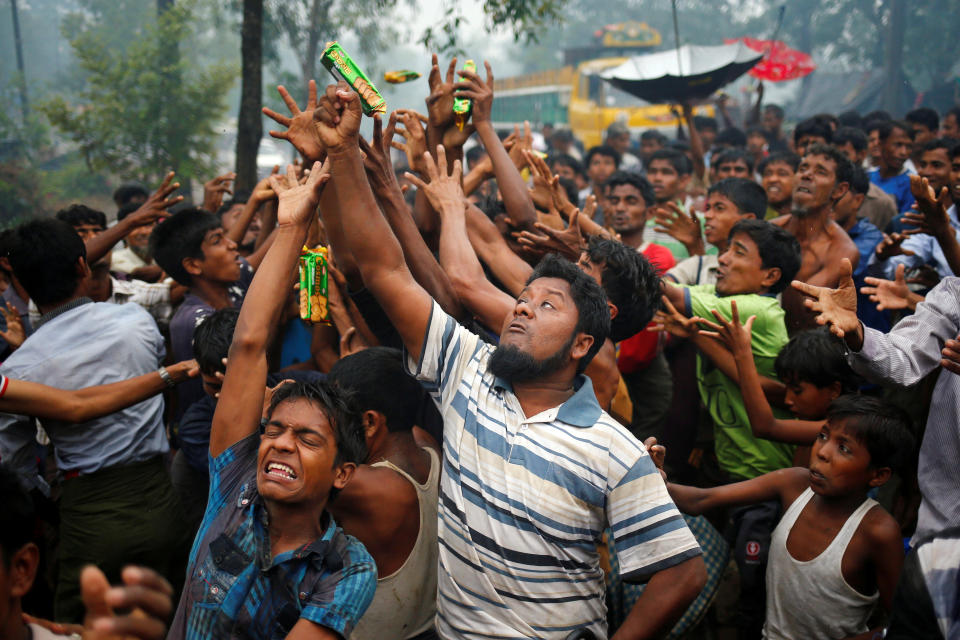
321, 41, 386, 116
453, 59, 477, 131
299, 245, 331, 324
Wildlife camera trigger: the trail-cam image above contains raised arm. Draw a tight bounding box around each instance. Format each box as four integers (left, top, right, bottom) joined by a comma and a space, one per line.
314, 82, 433, 358
0, 360, 197, 423
667, 466, 806, 516
464, 203, 533, 296
682, 102, 707, 182
360, 112, 465, 319
698, 302, 821, 444
86, 173, 181, 264
904, 175, 960, 276
454, 63, 538, 232
209, 162, 329, 457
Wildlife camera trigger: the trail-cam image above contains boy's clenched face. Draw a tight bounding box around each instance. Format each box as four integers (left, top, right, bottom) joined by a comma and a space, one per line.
808, 419, 886, 497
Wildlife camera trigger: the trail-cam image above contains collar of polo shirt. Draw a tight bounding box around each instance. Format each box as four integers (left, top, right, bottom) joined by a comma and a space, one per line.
492, 373, 602, 428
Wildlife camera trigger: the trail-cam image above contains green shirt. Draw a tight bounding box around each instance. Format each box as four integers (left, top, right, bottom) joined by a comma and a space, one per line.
683, 284, 795, 480
643, 200, 719, 261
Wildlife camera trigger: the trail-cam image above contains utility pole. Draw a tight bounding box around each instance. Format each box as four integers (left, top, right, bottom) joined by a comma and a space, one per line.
235, 0, 263, 192
10, 0, 30, 122
882, 0, 906, 114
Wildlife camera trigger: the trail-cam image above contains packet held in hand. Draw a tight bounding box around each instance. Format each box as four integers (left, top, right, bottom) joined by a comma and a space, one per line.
321, 41, 386, 115
453, 59, 477, 131
384, 70, 421, 84
299, 245, 331, 324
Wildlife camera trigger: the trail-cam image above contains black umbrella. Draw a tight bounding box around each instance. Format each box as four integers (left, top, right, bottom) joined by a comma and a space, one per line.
598, 42, 763, 104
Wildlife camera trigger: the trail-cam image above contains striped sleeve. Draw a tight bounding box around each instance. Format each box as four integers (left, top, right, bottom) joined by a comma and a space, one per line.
404, 300, 485, 409
0, 374, 8, 398
301, 539, 377, 637
605, 433, 701, 581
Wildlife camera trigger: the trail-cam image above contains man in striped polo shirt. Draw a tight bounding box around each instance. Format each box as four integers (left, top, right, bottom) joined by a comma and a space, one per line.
316, 75, 705, 639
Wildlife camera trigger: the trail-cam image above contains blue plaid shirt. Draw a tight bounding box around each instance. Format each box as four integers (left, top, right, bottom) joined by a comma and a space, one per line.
168, 434, 376, 639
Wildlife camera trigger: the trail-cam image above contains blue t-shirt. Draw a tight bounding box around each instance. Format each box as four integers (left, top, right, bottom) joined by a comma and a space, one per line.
868, 169, 914, 215
847, 217, 891, 333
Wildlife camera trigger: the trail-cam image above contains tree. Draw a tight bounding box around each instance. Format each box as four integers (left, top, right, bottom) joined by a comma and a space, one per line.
236, 0, 263, 192
40, 2, 235, 186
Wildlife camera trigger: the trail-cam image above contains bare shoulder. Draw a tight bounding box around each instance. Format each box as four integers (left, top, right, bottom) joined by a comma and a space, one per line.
770, 213, 791, 228
827, 220, 860, 255
858, 504, 902, 550
776, 466, 812, 506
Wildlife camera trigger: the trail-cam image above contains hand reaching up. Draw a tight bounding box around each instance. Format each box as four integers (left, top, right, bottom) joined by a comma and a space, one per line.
791, 258, 861, 344
425, 54, 458, 130
696, 299, 755, 359
263, 80, 326, 162
942, 334, 960, 376
202, 172, 236, 213
0, 301, 25, 350
392, 109, 430, 175
904, 174, 952, 238
653, 201, 704, 255
268, 161, 331, 227
80, 565, 173, 639
452, 61, 494, 125
403, 145, 464, 215
514, 208, 586, 262
649, 295, 702, 339
313, 81, 363, 153
359, 112, 399, 186
875, 231, 917, 260
861, 263, 923, 311
125, 172, 182, 228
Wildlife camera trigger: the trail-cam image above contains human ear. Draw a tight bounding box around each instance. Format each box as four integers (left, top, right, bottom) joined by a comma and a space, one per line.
10, 543, 39, 598
828, 381, 843, 400
333, 461, 357, 490
760, 266, 782, 291
76, 256, 91, 279
183, 256, 203, 277
570, 333, 595, 361
832, 182, 850, 203
868, 466, 892, 488
607, 301, 619, 322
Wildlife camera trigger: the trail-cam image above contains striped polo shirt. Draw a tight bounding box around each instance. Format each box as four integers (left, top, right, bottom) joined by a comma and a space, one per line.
407, 302, 702, 639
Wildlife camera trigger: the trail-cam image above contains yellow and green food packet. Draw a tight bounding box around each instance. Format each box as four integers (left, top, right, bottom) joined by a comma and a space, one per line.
321, 41, 386, 116
453, 59, 476, 131
299, 245, 330, 324
384, 70, 421, 84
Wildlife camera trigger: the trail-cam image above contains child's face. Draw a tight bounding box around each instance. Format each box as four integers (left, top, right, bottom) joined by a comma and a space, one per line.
647, 159, 688, 203
703, 193, 750, 248
194, 227, 241, 284
808, 419, 883, 497
784, 380, 838, 421
715, 232, 778, 296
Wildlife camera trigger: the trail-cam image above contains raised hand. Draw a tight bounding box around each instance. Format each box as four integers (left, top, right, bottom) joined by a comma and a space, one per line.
202, 172, 236, 213
268, 161, 331, 227
942, 334, 960, 375
514, 208, 586, 262
649, 295, 702, 339
696, 300, 755, 359
507, 122, 534, 170
359, 112, 399, 186
403, 145, 464, 215
0, 301, 26, 350
263, 80, 326, 162
425, 54, 458, 129
790, 258, 860, 341
80, 565, 173, 640
653, 201, 704, 255
313, 81, 362, 152
126, 172, 182, 227
904, 174, 952, 238
643, 436, 668, 481
875, 231, 917, 260
392, 109, 430, 175
861, 263, 923, 311
453, 61, 494, 125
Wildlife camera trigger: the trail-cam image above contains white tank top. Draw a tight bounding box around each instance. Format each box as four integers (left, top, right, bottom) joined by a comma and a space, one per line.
763, 488, 880, 640
351, 447, 440, 640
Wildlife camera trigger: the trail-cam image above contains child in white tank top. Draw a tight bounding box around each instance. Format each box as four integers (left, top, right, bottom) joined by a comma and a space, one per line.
659, 395, 914, 639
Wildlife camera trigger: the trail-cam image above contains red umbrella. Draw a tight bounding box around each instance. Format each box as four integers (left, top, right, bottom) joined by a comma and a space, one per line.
724, 37, 816, 82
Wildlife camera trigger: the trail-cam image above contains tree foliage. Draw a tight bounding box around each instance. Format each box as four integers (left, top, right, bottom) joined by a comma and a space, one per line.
39, 2, 236, 185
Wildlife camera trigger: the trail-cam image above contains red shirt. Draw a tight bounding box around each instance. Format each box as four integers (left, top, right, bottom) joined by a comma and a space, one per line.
617, 243, 676, 374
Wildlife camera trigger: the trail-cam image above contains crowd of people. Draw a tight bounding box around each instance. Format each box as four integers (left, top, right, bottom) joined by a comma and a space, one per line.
1, 53, 959, 640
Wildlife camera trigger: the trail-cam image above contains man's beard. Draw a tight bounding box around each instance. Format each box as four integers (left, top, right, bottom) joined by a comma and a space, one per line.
791, 204, 814, 218
488, 334, 575, 384
130, 244, 151, 260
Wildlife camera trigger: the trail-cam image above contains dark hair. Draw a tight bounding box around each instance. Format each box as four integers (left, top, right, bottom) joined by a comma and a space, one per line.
148, 208, 221, 285
826, 395, 915, 473
814, 113, 840, 131
640, 129, 667, 145
833, 126, 868, 153
693, 115, 718, 133
837, 111, 863, 129
585, 145, 621, 169
648, 148, 692, 176
0, 464, 34, 565
758, 151, 800, 175
55, 204, 106, 230
775, 327, 861, 392
667, 139, 690, 153
266, 380, 367, 467
527, 253, 610, 373
877, 120, 914, 142
746, 126, 771, 143
849, 164, 870, 197
708, 178, 767, 218
557, 176, 580, 206
794, 117, 833, 145
9, 219, 86, 306
604, 171, 656, 207
920, 137, 956, 156
713, 147, 755, 174
465, 145, 488, 168
550, 153, 585, 177
113, 183, 149, 208
905, 107, 939, 133
727, 219, 801, 293
804, 143, 856, 188
864, 110, 891, 126
328, 347, 421, 434
0, 230, 16, 275
193, 308, 239, 375
763, 104, 784, 120
585, 236, 660, 342
116, 201, 142, 223
715, 127, 747, 148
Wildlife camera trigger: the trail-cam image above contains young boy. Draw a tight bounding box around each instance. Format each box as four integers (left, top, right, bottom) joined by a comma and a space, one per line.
869, 120, 915, 214
666, 177, 767, 286
168, 164, 376, 638
645, 149, 694, 259
663, 395, 913, 639
758, 152, 799, 220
